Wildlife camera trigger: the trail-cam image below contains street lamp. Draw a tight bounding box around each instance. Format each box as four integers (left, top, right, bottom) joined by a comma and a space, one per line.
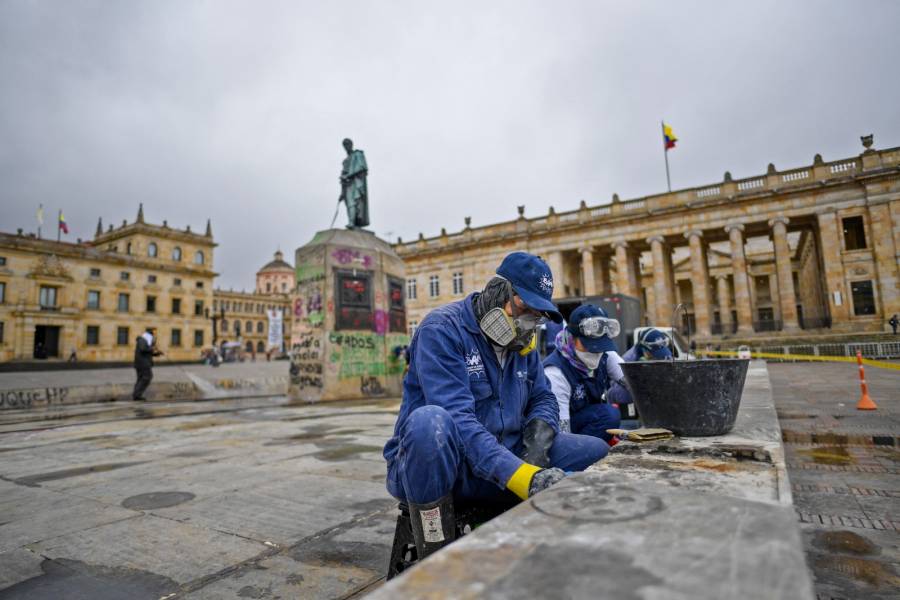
205, 306, 225, 345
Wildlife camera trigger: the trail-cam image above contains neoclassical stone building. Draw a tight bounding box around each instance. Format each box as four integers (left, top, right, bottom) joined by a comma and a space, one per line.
397, 140, 900, 340
0, 207, 293, 363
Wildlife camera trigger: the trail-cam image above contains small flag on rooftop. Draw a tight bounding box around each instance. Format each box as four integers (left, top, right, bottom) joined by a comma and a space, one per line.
58, 210, 69, 241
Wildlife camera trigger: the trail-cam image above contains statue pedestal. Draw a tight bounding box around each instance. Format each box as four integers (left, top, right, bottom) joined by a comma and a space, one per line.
288, 229, 408, 402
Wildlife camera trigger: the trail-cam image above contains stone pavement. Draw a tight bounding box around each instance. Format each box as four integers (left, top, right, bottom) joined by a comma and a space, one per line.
0, 393, 400, 599
769, 362, 900, 600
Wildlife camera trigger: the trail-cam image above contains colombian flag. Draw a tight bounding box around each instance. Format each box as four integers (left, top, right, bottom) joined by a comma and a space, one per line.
663, 123, 678, 150
58, 212, 69, 234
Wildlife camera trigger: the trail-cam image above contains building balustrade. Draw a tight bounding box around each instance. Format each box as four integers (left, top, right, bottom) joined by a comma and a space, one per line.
753, 320, 783, 333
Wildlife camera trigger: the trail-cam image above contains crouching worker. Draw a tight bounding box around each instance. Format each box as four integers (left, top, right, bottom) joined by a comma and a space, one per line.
383, 252, 609, 559
623, 328, 674, 362
543, 305, 632, 441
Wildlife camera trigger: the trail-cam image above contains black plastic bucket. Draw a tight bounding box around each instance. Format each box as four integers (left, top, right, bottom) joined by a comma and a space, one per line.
620, 359, 750, 436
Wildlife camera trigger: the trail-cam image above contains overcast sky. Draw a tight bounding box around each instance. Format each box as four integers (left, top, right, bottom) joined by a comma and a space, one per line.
2, 1, 898, 289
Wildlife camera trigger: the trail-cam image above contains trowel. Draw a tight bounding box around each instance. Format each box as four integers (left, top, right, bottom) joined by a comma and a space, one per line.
607, 428, 674, 442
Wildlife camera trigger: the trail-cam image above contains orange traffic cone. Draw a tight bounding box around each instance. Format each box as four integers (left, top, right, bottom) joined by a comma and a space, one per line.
855, 350, 877, 410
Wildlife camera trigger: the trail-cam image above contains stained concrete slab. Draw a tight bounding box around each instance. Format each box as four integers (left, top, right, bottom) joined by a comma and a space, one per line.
0, 391, 401, 598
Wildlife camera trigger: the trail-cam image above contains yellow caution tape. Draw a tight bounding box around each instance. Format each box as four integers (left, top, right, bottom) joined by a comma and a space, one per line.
697, 349, 900, 371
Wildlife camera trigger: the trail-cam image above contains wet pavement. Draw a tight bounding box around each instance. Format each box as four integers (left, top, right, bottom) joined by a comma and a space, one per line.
0, 394, 401, 599
769, 362, 900, 600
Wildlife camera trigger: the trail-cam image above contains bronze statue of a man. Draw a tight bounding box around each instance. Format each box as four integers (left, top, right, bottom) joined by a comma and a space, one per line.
339, 138, 369, 229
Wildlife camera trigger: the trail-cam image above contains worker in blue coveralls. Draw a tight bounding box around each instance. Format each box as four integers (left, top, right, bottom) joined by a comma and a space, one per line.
543, 304, 632, 443
622, 328, 674, 362
383, 252, 608, 559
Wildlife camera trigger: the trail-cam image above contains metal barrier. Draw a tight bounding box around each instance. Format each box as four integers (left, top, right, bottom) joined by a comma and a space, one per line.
716, 342, 900, 361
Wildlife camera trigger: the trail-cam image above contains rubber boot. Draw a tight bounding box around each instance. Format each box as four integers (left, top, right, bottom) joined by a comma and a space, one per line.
408, 494, 457, 561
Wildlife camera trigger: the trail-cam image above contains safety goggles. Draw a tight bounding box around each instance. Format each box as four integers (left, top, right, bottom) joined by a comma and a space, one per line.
512, 296, 548, 327
641, 336, 670, 350
577, 316, 620, 339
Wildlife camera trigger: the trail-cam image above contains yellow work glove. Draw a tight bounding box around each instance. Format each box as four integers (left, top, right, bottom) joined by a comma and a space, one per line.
505, 463, 541, 500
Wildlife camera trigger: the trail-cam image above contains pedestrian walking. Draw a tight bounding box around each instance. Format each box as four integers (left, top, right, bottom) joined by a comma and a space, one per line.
133, 328, 163, 401
890, 314, 899, 335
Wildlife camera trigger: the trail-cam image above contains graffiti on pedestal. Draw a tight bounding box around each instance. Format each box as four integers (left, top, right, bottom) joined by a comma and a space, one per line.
290, 331, 324, 389
331, 247, 373, 269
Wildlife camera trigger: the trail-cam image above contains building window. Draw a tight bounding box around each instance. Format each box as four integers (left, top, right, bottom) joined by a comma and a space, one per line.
172, 298, 182, 314
146, 295, 157, 313
851, 280, 876, 316
407, 278, 417, 300
196, 281, 204, 289
266, 282, 272, 292
148, 274, 157, 284
256, 340, 265, 353
173, 278, 182, 287
245, 320, 252, 332
194, 250, 205, 265
235, 321, 241, 335
452, 272, 463, 295
281, 282, 287, 292
120, 271, 130, 281
171, 328, 182, 347
87, 290, 100, 310
0, 321, 4, 343
89, 268, 101, 278
39, 286, 58, 310
194, 330, 204, 347
0, 281, 5, 303
257, 321, 264, 333
117, 326, 129, 345
0, 256, 5, 266
221, 319, 229, 332
86, 325, 100, 345
429, 275, 440, 298
408, 320, 418, 335
126, 242, 132, 255
118, 293, 129, 312
148, 242, 158, 258
194, 300, 204, 316
172, 247, 182, 261
842, 216, 867, 251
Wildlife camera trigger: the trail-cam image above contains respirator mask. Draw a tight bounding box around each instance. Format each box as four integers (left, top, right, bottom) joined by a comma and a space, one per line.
575, 349, 602, 370
479, 281, 544, 356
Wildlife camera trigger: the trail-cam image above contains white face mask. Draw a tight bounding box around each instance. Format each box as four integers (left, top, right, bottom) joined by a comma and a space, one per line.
575, 349, 602, 370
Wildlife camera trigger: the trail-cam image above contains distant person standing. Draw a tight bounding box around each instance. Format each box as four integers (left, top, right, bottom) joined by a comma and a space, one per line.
890, 314, 899, 335
133, 328, 163, 401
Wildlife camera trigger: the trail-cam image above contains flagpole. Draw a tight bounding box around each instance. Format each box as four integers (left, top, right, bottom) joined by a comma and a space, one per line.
661, 120, 672, 192
37, 204, 42, 239
57, 209, 61, 242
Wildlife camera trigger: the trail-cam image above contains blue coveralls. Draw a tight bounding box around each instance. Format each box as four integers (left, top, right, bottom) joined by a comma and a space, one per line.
543, 350, 628, 441
383, 294, 608, 505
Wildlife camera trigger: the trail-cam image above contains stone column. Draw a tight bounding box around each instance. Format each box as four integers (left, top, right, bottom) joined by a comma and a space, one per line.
768, 273, 781, 322
716, 275, 732, 333
612, 241, 639, 298
815, 210, 849, 326
769, 216, 800, 330
868, 202, 900, 318
580, 247, 597, 296
725, 224, 754, 333
684, 230, 713, 337
545, 250, 565, 299
647, 236, 675, 325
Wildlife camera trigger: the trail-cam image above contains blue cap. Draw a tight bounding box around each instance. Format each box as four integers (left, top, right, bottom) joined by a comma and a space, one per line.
496, 252, 563, 323
640, 328, 674, 360
567, 304, 617, 353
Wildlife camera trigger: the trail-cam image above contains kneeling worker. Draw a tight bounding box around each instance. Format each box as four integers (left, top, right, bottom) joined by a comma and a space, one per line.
383, 252, 608, 559
543, 305, 632, 440
623, 328, 673, 362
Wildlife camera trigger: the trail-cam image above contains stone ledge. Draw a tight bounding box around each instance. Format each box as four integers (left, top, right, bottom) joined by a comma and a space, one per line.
370, 361, 815, 599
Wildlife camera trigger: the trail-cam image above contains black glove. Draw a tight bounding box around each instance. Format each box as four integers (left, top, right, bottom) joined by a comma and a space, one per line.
520, 419, 556, 468
528, 467, 566, 497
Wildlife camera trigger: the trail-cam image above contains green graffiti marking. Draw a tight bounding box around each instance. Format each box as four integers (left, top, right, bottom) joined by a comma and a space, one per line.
327, 331, 405, 379
296, 264, 325, 285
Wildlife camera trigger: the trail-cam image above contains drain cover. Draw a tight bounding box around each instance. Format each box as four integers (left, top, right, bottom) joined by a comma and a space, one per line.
122, 491, 195, 510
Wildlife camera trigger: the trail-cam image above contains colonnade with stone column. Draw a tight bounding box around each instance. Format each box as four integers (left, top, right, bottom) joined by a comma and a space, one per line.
553, 215, 808, 337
